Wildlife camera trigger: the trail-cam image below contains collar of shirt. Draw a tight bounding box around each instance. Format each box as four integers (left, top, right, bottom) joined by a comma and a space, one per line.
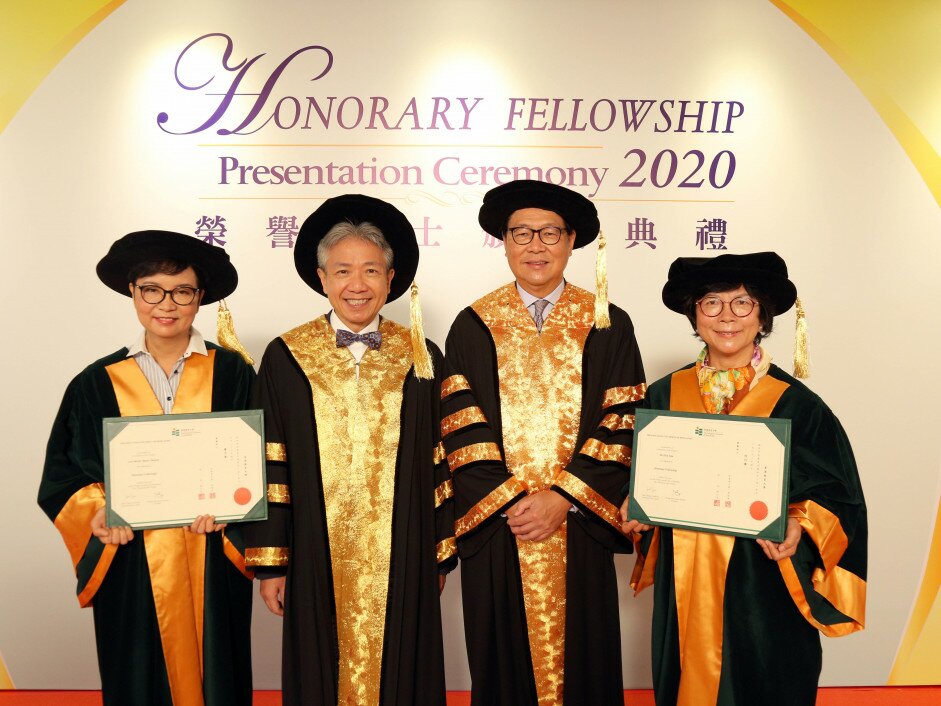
126, 327, 208, 359
516, 279, 565, 323
328, 311, 380, 364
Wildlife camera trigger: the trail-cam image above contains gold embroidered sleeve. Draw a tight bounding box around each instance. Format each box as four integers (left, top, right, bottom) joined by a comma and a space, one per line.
441, 374, 472, 399
600, 412, 635, 432
434, 479, 453, 509
455, 476, 527, 536
602, 383, 647, 409
441, 406, 488, 437
245, 546, 290, 567
266, 442, 287, 462
448, 442, 503, 472
436, 537, 457, 564
266, 483, 291, 504
554, 470, 621, 530
579, 438, 632, 466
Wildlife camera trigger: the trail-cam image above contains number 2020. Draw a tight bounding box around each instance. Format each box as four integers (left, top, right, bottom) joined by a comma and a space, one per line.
619, 149, 735, 188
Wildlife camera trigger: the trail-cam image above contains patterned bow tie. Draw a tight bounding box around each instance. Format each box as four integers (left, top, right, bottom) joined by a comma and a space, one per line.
335, 329, 382, 350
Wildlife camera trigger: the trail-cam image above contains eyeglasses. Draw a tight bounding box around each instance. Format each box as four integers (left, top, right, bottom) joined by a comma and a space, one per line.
135, 284, 201, 306
697, 295, 757, 317
505, 225, 568, 245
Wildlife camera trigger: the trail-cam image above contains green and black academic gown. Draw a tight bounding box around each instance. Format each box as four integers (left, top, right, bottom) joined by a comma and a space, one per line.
38, 343, 255, 706
631, 363, 867, 706
242, 316, 456, 706
443, 282, 646, 706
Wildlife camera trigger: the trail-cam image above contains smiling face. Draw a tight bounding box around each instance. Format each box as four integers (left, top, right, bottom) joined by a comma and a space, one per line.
695, 285, 762, 369
317, 236, 394, 332
504, 207, 576, 298
130, 266, 202, 349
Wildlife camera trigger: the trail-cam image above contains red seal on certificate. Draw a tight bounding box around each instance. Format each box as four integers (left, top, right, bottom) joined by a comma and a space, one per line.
234, 487, 252, 506
749, 500, 768, 521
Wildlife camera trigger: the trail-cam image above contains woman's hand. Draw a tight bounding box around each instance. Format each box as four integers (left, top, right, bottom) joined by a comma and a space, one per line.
187, 514, 227, 534
91, 506, 134, 545
619, 496, 651, 536
756, 517, 802, 561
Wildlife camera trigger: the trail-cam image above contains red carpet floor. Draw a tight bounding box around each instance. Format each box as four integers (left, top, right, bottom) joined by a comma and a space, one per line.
1, 688, 939, 705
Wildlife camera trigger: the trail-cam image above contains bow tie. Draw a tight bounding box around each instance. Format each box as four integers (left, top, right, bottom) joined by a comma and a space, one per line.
336, 329, 382, 350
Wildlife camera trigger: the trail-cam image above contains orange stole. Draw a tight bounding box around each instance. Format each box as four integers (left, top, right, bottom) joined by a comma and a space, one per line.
667, 367, 789, 706
472, 282, 595, 706
105, 351, 215, 706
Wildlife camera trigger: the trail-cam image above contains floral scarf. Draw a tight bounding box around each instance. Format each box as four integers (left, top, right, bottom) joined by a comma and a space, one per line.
695, 345, 770, 414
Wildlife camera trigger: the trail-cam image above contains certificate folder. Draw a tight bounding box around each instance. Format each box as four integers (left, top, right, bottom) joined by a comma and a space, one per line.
628, 408, 791, 542
104, 409, 268, 530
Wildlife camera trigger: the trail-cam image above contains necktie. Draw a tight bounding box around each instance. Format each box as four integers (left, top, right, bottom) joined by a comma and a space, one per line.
336, 329, 382, 350
532, 299, 550, 332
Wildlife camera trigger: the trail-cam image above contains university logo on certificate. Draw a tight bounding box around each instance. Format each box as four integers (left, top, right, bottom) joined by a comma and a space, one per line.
628, 408, 791, 542
103, 409, 268, 529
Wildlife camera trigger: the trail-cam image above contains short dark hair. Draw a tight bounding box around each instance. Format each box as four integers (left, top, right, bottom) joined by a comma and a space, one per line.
128, 259, 205, 290
681, 281, 775, 343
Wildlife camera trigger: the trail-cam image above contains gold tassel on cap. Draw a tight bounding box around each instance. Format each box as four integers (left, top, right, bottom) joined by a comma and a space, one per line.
793, 297, 809, 379
594, 229, 611, 329
217, 299, 255, 365
410, 281, 434, 380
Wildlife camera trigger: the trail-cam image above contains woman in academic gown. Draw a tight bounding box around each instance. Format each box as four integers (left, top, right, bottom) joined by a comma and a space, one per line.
622, 252, 867, 706
39, 230, 255, 706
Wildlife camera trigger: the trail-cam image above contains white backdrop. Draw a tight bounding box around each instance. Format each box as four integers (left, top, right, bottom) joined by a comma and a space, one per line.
1, 0, 939, 690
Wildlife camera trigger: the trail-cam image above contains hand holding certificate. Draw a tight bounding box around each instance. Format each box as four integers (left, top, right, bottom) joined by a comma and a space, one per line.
103, 410, 267, 530
628, 408, 791, 542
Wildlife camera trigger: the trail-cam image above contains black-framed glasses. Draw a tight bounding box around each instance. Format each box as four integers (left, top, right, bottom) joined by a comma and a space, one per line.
135, 284, 201, 306
505, 225, 568, 245
697, 295, 757, 317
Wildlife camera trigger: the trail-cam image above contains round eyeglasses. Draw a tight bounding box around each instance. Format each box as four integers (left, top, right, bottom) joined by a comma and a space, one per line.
135, 284, 201, 306
505, 226, 568, 245
697, 295, 757, 317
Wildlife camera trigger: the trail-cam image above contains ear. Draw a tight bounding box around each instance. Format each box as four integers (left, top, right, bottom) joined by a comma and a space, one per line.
128, 282, 135, 296
567, 230, 577, 252
386, 267, 395, 293
317, 267, 328, 290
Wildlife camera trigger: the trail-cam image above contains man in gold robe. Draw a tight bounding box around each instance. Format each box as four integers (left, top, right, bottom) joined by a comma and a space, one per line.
243, 195, 455, 706
443, 180, 646, 706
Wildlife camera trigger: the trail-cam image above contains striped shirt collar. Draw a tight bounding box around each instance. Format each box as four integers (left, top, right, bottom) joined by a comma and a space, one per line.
126, 328, 208, 359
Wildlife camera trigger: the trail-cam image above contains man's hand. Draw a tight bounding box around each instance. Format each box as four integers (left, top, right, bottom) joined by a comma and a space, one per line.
260, 576, 287, 617
619, 495, 651, 536
90, 506, 134, 545
756, 518, 802, 561
187, 515, 227, 534
508, 490, 571, 541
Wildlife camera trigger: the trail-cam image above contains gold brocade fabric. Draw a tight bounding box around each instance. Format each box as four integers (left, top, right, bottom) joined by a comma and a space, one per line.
281, 316, 411, 706
472, 282, 595, 706
245, 546, 290, 567
265, 442, 287, 462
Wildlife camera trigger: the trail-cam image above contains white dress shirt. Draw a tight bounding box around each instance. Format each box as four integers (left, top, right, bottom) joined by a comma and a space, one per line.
516, 279, 566, 330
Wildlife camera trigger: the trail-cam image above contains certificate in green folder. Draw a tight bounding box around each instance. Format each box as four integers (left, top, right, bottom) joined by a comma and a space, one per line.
627, 408, 791, 542
103, 409, 268, 530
